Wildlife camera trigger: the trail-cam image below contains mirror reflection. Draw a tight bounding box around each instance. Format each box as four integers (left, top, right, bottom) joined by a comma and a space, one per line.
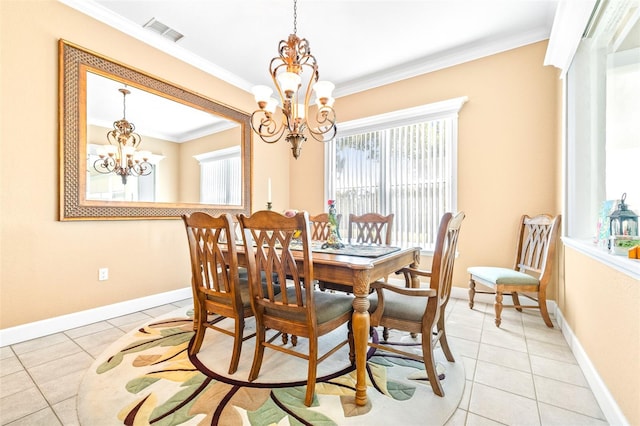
86, 71, 241, 205
59, 39, 252, 220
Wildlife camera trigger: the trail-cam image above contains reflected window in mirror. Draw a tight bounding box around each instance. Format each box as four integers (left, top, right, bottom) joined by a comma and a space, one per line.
195, 146, 242, 205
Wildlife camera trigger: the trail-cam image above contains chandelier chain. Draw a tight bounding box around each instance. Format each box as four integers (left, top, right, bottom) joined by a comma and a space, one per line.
122, 89, 127, 118
293, 0, 297, 35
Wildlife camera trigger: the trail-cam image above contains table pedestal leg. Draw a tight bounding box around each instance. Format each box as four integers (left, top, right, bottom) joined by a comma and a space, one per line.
352, 293, 370, 406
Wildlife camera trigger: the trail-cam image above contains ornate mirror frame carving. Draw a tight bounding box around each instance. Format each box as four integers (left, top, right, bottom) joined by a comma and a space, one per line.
59, 39, 252, 220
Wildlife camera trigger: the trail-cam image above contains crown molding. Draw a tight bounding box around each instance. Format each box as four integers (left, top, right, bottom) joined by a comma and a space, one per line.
335, 27, 552, 97
543, 0, 597, 77
57, 0, 253, 91
59, 0, 552, 99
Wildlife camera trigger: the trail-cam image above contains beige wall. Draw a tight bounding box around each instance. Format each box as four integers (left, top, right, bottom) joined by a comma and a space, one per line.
563, 248, 639, 424
290, 41, 561, 291
0, 0, 286, 328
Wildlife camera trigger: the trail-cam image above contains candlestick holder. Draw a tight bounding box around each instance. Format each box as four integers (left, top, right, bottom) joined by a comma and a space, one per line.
266, 201, 272, 211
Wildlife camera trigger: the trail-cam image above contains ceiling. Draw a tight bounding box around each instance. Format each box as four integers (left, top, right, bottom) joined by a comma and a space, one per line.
62, 0, 560, 98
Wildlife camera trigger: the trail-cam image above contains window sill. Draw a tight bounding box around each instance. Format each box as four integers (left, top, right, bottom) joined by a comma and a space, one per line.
562, 237, 640, 280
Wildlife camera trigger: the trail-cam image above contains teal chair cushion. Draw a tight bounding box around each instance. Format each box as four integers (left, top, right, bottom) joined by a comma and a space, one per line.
467, 266, 539, 286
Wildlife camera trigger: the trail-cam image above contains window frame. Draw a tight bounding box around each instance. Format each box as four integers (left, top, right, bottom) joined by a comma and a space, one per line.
562, 0, 640, 280
194, 145, 242, 205
325, 96, 467, 253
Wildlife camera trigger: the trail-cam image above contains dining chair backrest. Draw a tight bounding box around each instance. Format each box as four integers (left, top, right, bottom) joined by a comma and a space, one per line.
238, 210, 315, 329
309, 212, 342, 241
514, 214, 560, 284
183, 212, 241, 311
431, 211, 466, 316
348, 212, 394, 245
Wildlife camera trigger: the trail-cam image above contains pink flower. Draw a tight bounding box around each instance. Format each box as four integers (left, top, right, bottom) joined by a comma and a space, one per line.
327, 199, 335, 206
283, 209, 298, 218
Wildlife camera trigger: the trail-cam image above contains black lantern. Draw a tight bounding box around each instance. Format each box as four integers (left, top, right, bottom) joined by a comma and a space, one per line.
609, 193, 639, 238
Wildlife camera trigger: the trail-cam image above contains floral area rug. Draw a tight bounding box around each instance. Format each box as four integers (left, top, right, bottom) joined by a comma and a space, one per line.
77, 308, 464, 425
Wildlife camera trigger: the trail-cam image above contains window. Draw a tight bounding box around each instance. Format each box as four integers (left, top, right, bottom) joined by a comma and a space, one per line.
560, 0, 640, 279
565, 0, 640, 240
195, 146, 241, 205
325, 97, 467, 251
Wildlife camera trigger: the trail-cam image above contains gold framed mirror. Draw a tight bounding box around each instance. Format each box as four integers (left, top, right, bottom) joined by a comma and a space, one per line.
59, 39, 252, 220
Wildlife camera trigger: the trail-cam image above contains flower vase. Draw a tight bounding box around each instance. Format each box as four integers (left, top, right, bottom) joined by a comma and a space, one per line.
323, 200, 344, 249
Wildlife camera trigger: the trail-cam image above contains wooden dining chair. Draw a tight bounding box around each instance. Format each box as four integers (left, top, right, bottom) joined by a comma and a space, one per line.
468, 214, 561, 327
319, 212, 394, 293
182, 212, 254, 374
309, 212, 342, 241
348, 212, 394, 245
368, 211, 465, 397
238, 210, 354, 407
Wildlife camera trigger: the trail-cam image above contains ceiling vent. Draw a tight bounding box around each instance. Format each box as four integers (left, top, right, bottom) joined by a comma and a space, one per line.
143, 18, 184, 42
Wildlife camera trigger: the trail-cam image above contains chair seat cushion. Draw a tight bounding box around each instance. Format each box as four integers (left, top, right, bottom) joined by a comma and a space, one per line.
467, 266, 539, 286
266, 288, 353, 324
368, 290, 429, 322
314, 291, 354, 324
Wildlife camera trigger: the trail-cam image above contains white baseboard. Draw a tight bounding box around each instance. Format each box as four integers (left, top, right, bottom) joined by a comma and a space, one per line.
449, 287, 627, 426
0, 287, 192, 347
554, 306, 629, 426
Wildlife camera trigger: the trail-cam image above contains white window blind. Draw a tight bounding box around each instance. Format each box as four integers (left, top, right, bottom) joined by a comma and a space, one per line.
195, 146, 241, 205
326, 97, 466, 251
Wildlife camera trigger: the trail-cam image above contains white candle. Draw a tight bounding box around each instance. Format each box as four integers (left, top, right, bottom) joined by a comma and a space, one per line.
267, 178, 272, 202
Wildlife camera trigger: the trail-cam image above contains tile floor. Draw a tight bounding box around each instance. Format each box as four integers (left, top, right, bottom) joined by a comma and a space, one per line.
0, 297, 609, 425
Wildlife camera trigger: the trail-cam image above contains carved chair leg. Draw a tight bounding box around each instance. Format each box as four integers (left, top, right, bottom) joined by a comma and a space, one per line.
249, 326, 266, 382
494, 292, 503, 327
228, 318, 244, 374
422, 330, 444, 396
189, 306, 207, 356
305, 339, 318, 407
382, 327, 389, 341
437, 315, 455, 362
511, 291, 523, 312
538, 291, 554, 328
468, 277, 476, 309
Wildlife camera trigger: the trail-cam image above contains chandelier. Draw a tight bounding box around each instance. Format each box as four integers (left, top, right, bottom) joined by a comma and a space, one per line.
93, 87, 152, 184
250, 0, 337, 159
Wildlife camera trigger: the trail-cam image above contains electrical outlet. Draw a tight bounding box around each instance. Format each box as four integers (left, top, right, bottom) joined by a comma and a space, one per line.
98, 267, 109, 281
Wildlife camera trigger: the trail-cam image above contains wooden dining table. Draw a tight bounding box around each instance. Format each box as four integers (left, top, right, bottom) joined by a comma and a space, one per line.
236, 241, 421, 406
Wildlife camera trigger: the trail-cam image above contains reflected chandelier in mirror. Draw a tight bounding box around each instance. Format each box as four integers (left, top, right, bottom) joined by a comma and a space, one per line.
59, 40, 252, 220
